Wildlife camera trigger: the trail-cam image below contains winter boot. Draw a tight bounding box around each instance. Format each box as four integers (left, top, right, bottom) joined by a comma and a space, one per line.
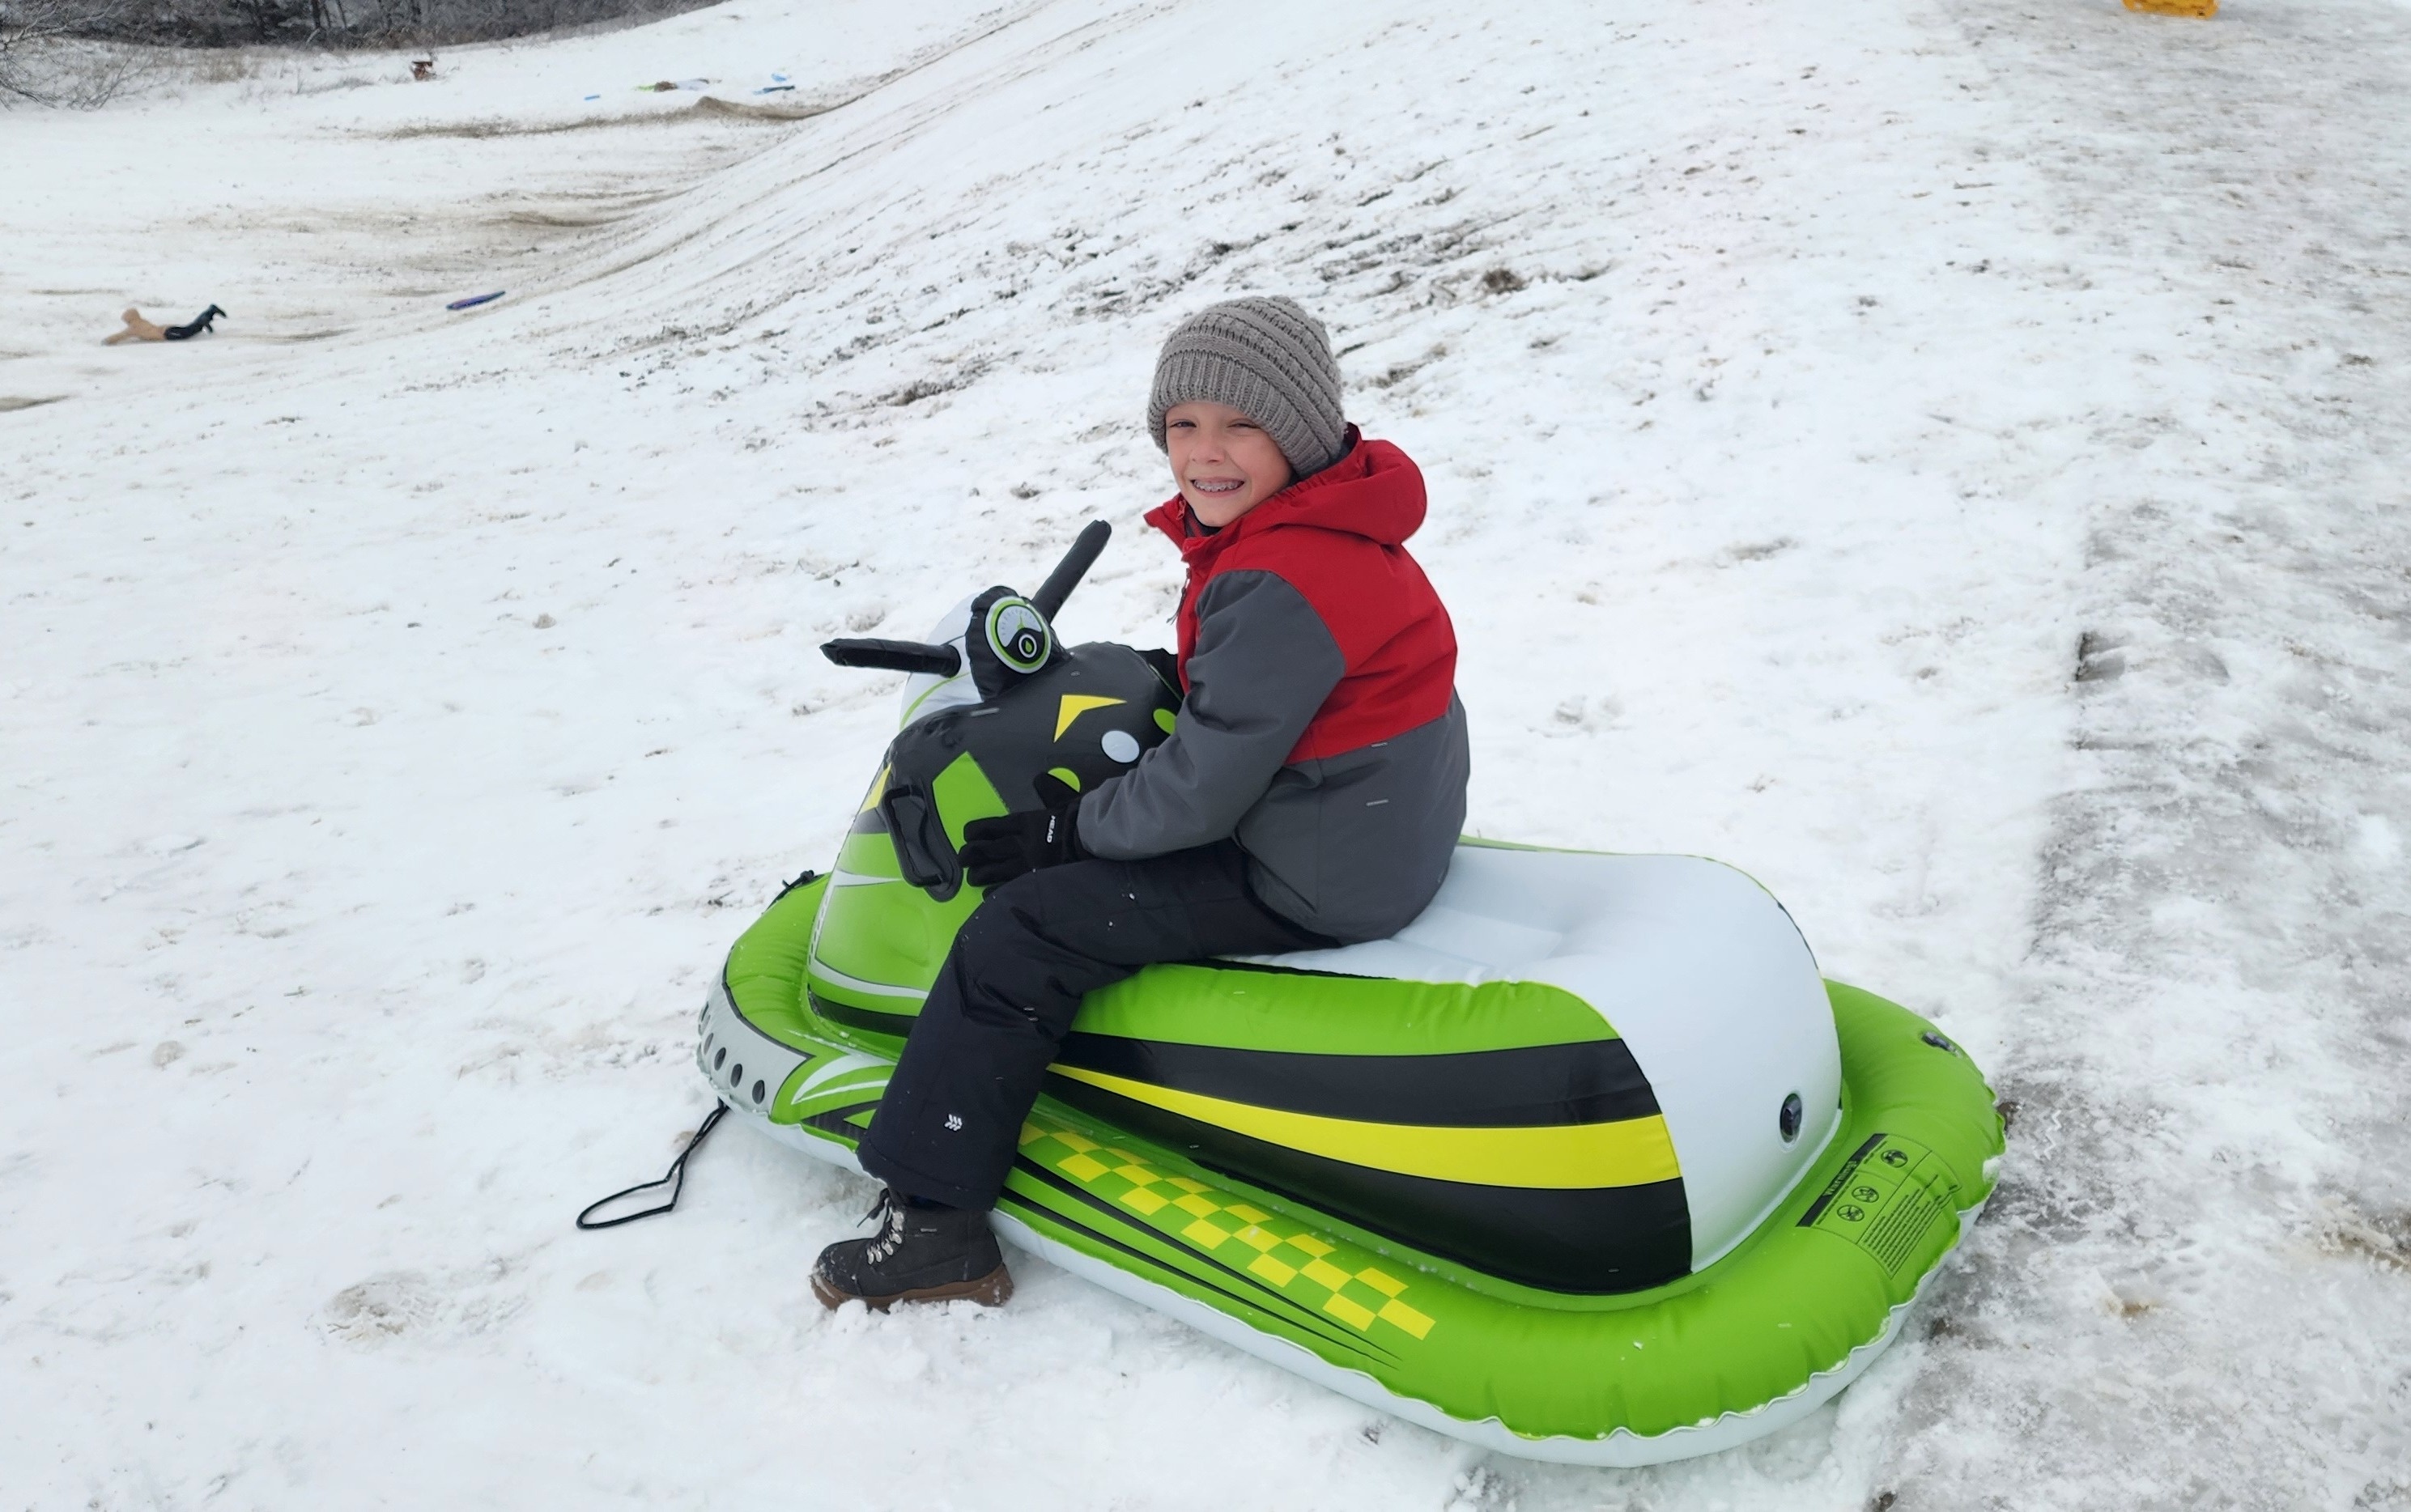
811, 1188, 1013, 1310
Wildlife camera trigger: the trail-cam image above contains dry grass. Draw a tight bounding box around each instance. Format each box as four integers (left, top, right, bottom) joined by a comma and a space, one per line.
692, 93, 833, 122
185, 48, 260, 84
2316, 1200, 2410, 1271
379, 94, 827, 139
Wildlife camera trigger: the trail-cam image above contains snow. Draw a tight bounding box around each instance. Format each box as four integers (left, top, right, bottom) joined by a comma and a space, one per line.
3, 0, 2408, 1506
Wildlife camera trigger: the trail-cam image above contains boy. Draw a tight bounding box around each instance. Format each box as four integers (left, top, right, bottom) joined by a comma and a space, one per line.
814, 295, 1469, 1309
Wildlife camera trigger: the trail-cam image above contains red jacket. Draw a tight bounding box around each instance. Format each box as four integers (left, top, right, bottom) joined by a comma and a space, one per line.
1085, 431, 1469, 940
1146, 433, 1458, 763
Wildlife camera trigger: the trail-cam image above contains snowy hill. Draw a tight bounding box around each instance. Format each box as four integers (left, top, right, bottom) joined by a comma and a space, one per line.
5, 0, 2409, 1506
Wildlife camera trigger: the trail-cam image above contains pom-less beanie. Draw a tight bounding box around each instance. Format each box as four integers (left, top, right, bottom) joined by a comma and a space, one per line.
1147, 296, 1349, 480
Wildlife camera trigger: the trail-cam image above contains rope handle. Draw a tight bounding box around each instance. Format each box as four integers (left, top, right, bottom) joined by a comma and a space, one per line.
576, 1103, 727, 1230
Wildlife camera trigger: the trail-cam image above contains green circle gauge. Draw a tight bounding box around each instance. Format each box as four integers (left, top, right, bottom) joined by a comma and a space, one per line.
984, 596, 1052, 674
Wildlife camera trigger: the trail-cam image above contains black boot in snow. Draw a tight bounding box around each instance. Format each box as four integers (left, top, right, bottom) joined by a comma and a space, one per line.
811, 1189, 1012, 1310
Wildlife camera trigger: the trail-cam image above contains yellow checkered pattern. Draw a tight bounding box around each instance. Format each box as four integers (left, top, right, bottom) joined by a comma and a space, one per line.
1021, 1118, 1435, 1342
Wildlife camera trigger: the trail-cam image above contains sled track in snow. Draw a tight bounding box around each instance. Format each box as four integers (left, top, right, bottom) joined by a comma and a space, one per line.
1889, 4, 2411, 1507
585, 8, 1188, 326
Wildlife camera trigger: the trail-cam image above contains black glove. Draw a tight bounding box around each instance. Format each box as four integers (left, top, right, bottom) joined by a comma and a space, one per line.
959, 773, 1085, 888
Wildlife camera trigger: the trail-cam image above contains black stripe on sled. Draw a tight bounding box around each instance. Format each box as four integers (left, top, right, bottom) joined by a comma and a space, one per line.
1052, 1032, 1661, 1129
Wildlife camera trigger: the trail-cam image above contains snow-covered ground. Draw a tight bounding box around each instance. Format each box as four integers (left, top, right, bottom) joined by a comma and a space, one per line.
4, 0, 2407, 1506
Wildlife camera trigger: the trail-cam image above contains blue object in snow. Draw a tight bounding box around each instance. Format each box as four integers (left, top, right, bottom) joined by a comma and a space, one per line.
446, 291, 505, 311
584, 93, 600, 100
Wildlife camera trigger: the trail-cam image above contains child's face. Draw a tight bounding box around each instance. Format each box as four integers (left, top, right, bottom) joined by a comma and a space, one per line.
1165, 401, 1294, 528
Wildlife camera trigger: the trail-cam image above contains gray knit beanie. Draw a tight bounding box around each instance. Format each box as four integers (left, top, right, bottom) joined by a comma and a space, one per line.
1147, 296, 1349, 479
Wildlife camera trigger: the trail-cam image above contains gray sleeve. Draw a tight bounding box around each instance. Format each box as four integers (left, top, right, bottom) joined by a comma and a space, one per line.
1077, 570, 1345, 860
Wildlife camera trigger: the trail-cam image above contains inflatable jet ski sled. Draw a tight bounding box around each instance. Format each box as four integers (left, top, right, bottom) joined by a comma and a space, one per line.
693, 521, 2003, 1466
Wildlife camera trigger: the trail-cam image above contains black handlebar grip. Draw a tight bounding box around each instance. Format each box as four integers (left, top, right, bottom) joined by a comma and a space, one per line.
820, 638, 963, 677
1030, 520, 1112, 622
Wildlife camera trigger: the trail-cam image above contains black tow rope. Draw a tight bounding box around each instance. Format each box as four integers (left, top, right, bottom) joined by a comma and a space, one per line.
576, 1102, 726, 1230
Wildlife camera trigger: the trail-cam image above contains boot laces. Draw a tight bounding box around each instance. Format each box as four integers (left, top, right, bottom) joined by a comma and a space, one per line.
860, 1189, 909, 1264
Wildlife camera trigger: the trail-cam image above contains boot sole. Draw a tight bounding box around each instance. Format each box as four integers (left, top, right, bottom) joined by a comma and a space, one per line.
811, 1262, 1013, 1312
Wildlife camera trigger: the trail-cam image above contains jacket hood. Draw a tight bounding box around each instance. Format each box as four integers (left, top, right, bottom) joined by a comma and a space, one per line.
1145, 431, 1427, 562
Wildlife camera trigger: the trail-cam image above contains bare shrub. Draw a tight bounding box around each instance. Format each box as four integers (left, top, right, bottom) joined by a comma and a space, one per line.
51, 0, 721, 51
1, 0, 146, 105
3, 0, 721, 104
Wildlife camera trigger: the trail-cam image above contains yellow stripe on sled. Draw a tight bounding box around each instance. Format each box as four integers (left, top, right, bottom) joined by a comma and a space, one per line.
1047, 1065, 1682, 1190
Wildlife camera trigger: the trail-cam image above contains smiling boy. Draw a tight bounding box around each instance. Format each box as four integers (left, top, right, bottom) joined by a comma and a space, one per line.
814, 295, 1470, 1310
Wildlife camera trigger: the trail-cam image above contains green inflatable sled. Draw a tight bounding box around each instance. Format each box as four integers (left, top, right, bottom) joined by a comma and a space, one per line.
693, 522, 2003, 1466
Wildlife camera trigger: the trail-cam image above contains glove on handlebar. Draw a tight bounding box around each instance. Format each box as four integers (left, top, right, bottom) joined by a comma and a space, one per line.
959, 773, 1086, 888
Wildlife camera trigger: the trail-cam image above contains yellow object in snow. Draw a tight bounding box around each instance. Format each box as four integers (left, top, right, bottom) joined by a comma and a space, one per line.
2124, 0, 2216, 15
104, 308, 166, 345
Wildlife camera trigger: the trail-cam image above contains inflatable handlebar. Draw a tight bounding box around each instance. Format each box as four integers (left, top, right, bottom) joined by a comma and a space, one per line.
820, 638, 963, 676
1031, 519, 1111, 622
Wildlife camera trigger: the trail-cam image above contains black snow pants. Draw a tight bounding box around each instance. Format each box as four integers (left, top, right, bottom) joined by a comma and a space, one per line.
857, 840, 1329, 1211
